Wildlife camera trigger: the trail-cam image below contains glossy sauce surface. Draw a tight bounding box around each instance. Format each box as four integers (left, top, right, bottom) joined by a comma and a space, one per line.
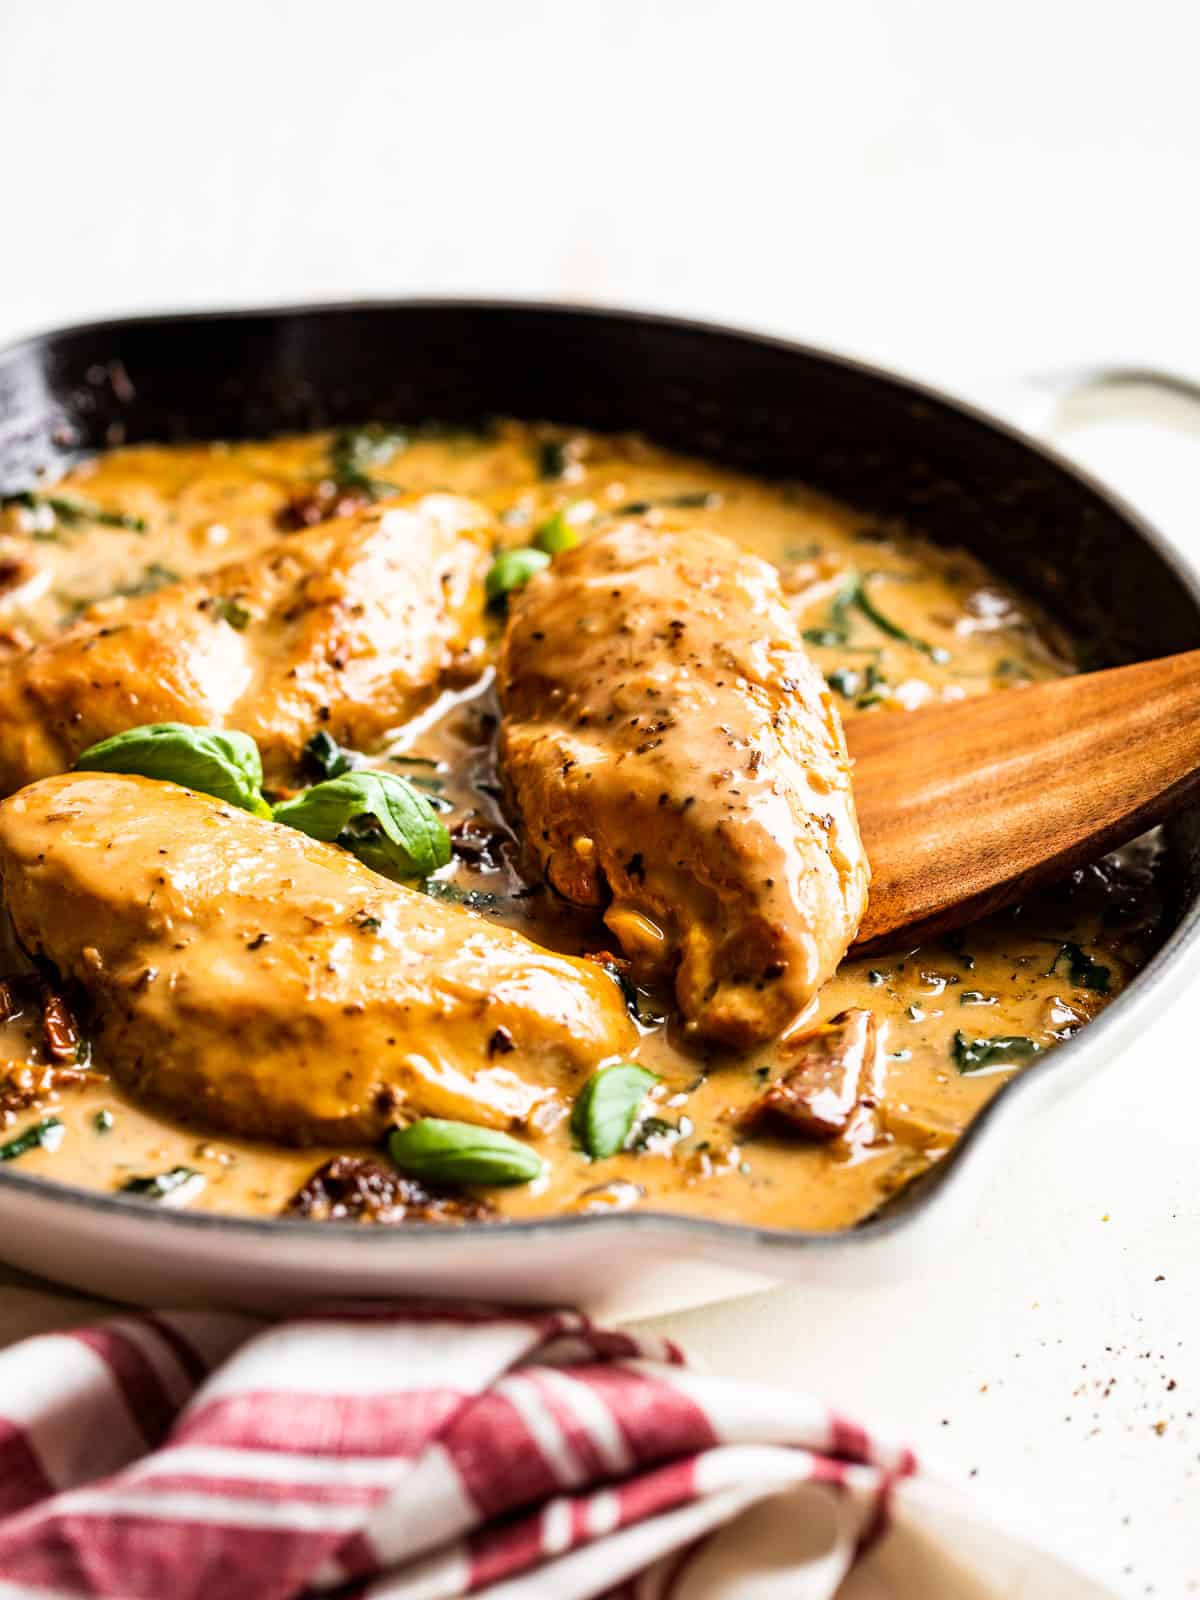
0, 424, 1164, 1229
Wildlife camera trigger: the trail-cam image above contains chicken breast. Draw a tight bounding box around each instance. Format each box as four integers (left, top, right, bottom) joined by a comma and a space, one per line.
0, 493, 490, 793
0, 773, 636, 1143
498, 524, 869, 1048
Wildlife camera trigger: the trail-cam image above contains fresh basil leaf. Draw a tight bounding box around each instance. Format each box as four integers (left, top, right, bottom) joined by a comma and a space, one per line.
533, 510, 579, 555
303, 730, 362, 781
1045, 942, 1111, 993
952, 1031, 1040, 1074
121, 1165, 205, 1201
485, 547, 551, 607
571, 1062, 660, 1159
76, 723, 271, 817
0, 1117, 63, 1161
273, 771, 450, 878
388, 1118, 543, 1186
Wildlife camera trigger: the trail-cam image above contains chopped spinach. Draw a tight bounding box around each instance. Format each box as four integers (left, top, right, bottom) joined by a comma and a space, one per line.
328, 424, 406, 497
537, 440, 570, 480
952, 1031, 1040, 1073
117, 562, 179, 598
1046, 942, 1112, 993
0, 1117, 63, 1161
803, 572, 949, 661
121, 1166, 205, 1200
627, 1115, 685, 1152
996, 657, 1033, 682
803, 575, 860, 647
614, 490, 722, 516
855, 660, 890, 708
595, 959, 666, 1026
386, 753, 441, 769
5, 491, 147, 533
60, 562, 180, 619
421, 878, 503, 911
826, 666, 861, 698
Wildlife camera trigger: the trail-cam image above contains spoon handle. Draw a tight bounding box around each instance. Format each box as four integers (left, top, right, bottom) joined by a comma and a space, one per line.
846, 648, 1200, 952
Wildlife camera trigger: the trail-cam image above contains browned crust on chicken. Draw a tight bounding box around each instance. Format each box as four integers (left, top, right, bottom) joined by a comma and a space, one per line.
498, 524, 870, 1048
0, 493, 490, 794
0, 772, 637, 1145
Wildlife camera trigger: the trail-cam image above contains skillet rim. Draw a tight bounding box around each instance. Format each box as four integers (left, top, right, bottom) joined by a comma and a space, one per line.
0, 294, 1197, 1256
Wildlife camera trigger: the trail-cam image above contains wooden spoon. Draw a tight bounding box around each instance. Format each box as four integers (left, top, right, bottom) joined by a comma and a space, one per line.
846, 649, 1200, 953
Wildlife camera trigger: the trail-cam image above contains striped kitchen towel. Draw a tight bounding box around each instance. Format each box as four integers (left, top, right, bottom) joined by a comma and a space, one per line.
0, 1302, 1112, 1599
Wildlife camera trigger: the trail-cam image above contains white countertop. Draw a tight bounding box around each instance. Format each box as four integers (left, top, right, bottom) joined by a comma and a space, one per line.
3, 2, 1200, 1593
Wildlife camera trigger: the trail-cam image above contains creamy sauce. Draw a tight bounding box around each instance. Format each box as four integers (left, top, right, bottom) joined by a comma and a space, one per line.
0, 423, 1164, 1230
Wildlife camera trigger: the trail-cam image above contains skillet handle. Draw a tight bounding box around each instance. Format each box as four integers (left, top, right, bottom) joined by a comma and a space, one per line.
966, 366, 1200, 563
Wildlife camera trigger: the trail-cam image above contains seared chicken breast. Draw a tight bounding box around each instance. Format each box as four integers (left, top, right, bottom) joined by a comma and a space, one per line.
0, 493, 489, 793
499, 524, 869, 1048
0, 773, 636, 1143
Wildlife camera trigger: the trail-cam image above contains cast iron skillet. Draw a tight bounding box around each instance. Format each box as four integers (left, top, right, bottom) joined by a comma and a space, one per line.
0, 301, 1198, 1306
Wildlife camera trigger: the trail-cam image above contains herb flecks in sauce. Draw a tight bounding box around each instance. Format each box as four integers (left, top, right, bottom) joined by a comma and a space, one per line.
804, 572, 948, 662
4, 492, 147, 535
1046, 941, 1112, 993
0, 1117, 64, 1161
329, 424, 407, 497
952, 1032, 1041, 1074
121, 1166, 205, 1202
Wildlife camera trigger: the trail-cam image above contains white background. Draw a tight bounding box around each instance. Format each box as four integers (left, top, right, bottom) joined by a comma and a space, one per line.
4, 2, 1200, 1594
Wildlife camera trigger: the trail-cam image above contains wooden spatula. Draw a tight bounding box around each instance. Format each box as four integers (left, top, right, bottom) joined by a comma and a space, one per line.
847, 649, 1200, 953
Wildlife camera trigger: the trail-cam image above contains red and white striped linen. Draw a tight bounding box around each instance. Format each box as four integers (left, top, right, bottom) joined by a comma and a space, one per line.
0, 1302, 1113, 1599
